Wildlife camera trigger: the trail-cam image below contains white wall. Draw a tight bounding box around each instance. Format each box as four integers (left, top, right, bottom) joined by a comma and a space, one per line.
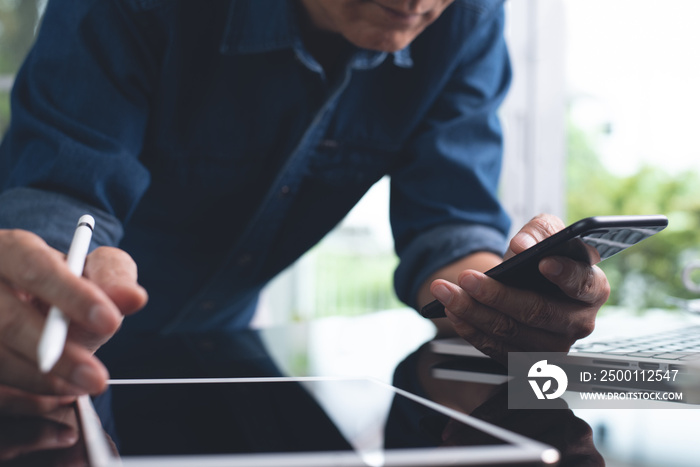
500, 0, 567, 233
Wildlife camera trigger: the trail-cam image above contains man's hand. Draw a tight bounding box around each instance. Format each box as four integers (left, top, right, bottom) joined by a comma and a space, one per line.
0, 402, 96, 466
0, 229, 147, 405
428, 214, 610, 363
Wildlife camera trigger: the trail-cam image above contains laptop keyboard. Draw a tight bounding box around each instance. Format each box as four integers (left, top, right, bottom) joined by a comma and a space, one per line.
572, 324, 700, 360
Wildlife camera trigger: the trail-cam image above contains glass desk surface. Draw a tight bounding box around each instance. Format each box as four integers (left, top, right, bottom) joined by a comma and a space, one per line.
3, 309, 699, 466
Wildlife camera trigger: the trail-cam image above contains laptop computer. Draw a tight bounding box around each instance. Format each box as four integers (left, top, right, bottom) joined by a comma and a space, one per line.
77, 376, 559, 466
429, 316, 700, 399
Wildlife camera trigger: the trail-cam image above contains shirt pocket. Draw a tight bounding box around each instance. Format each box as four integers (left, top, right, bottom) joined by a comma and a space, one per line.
147, 144, 264, 194
306, 139, 401, 191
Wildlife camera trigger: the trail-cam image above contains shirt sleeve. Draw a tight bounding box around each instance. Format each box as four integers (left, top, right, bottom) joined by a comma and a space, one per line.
391, 2, 512, 309
0, 0, 154, 250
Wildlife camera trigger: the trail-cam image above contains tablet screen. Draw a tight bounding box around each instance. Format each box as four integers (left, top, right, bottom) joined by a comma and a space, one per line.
80, 377, 557, 466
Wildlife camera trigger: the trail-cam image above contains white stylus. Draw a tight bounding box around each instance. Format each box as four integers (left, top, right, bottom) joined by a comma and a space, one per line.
37, 214, 95, 373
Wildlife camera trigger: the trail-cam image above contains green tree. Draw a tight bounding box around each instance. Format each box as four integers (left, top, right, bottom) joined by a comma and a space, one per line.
567, 122, 700, 310
0, 0, 41, 135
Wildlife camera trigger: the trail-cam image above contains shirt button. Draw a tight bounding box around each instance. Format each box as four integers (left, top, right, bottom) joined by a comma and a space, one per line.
280, 185, 290, 196
319, 139, 339, 148
199, 300, 217, 311
237, 254, 252, 266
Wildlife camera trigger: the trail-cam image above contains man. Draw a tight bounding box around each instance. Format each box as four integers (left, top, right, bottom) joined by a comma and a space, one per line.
0, 0, 609, 413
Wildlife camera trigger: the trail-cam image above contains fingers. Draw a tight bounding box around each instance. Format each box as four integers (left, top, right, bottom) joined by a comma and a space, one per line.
431, 263, 606, 360
540, 257, 610, 307
456, 270, 598, 338
432, 279, 527, 361
0, 406, 79, 462
0, 230, 122, 336
84, 247, 148, 316
0, 385, 75, 417
436, 276, 574, 357
0, 297, 109, 395
0, 343, 108, 396
430, 214, 610, 361
0, 230, 121, 395
505, 214, 566, 259
0, 279, 109, 393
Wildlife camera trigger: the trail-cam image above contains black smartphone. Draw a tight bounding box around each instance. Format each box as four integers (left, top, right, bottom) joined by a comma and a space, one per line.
420, 215, 669, 319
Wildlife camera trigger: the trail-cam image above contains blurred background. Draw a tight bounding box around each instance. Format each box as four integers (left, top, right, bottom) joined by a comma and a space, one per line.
1, 1, 699, 466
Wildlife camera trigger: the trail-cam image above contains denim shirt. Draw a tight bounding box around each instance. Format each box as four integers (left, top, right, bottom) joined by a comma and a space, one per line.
0, 0, 511, 333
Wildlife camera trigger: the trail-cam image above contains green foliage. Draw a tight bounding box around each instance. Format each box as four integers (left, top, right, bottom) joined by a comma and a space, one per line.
0, 0, 38, 73
567, 123, 700, 309
308, 250, 403, 318
0, 0, 41, 136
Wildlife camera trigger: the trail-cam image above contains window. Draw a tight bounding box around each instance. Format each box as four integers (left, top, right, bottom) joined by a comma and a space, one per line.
0, 0, 45, 134
564, 0, 700, 309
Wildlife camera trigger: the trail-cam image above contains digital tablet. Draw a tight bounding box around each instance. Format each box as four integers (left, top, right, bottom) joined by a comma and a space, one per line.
77, 376, 558, 466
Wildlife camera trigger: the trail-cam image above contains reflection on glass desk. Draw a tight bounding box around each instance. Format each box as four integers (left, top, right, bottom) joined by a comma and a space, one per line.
0, 404, 87, 466
83, 313, 558, 466
78, 377, 560, 466
2, 309, 698, 466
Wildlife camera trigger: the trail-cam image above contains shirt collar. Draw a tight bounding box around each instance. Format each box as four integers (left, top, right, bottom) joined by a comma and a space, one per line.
219, 0, 413, 69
